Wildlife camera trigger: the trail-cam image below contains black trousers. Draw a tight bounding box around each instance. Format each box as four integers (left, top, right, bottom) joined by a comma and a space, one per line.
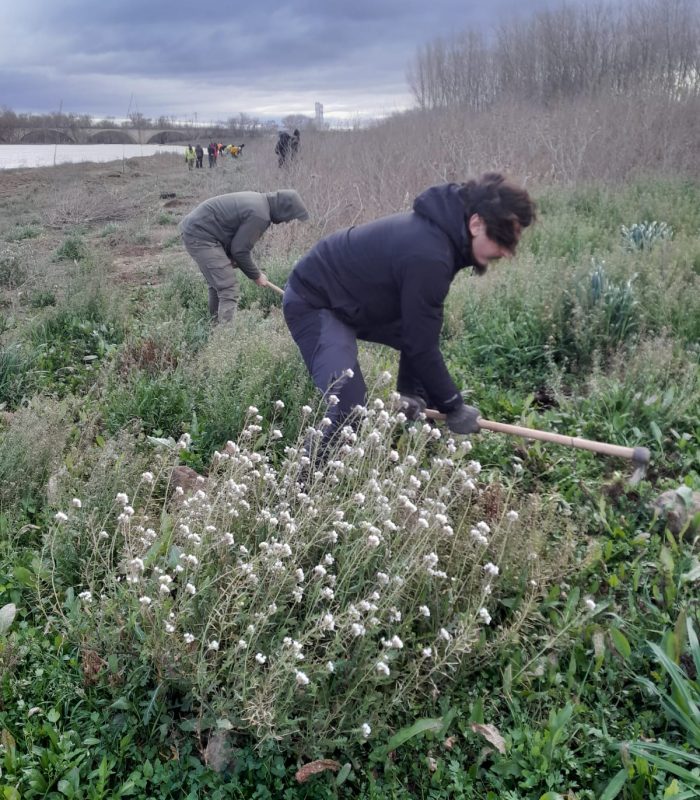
283, 285, 430, 441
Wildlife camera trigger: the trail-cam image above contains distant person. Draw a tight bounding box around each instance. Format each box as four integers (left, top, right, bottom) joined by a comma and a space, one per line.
275, 131, 292, 167
290, 129, 300, 160
185, 145, 195, 171
283, 173, 536, 456
207, 142, 217, 167
195, 144, 204, 168
179, 190, 310, 324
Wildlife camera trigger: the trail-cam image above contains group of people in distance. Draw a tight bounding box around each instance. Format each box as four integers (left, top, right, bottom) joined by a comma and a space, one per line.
184, 142, 245, 170
185, 127, 301, 172
179, 170, 536, 457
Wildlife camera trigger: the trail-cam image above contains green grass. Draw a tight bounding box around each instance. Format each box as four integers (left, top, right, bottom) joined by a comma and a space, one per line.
1, 168, 699, 798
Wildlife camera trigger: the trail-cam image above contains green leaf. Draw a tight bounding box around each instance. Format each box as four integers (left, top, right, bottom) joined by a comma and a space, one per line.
610, 628, 632, 660
370, 717, 444, 762
116, 780, 137, 797
599, 768, 628, 799
664, 780, 681, 798
13, 566, 33, 588
335, 763, 352, 786
676, 486, 693, 507
470, 697, 484, 724
686, 618, 700, 682
0, 604, 16, 636
659, 546, 675, 575
681, 558, 700, 584
626, 742, 700, 786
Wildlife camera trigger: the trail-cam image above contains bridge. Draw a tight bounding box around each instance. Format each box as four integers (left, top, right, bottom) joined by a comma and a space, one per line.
1, 127, 204, 145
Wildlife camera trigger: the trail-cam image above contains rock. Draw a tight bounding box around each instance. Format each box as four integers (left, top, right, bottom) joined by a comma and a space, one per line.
203, 731, 234, 772
652, 488, 700, 535
170, 465, 204, 497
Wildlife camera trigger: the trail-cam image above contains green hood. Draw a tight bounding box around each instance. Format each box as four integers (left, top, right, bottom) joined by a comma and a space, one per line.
266, 190, 309, 223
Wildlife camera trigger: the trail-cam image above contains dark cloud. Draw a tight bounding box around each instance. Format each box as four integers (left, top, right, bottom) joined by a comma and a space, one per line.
1, 0, 597, 120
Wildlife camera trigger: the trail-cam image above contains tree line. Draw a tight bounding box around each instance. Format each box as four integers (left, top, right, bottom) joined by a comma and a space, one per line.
0, 109, 324, 145
407, 0, 700, 111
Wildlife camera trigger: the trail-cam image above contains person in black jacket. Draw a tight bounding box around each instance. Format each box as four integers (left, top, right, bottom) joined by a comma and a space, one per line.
290, 129, 300, 160
195, 144, 204, 168
283, 173, 535, 451
275, 131, 292, 167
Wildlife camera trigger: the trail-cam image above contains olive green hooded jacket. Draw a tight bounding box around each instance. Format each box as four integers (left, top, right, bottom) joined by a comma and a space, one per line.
179, 190, 309, 280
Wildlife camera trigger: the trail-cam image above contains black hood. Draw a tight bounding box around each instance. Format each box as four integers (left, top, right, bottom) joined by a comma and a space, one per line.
413, 183, 472, 267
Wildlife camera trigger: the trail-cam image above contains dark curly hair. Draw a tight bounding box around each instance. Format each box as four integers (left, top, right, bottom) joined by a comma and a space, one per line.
459, 172, 536, 253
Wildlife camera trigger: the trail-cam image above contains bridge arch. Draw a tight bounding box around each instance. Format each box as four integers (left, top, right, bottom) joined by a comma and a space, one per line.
20, 129, 75, 144
147, 130, 190, 144
88, 130, 136, 144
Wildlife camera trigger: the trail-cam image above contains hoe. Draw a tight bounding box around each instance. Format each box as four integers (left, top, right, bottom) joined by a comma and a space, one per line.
423, 408, 651, 485
260, 282, 650, 483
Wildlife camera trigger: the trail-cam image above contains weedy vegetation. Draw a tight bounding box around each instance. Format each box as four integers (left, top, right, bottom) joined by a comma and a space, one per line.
0, 99, 699, 798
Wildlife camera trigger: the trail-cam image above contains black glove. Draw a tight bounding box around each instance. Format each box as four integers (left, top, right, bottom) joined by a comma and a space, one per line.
398, 394, 427, 421
445, 404, 481, 435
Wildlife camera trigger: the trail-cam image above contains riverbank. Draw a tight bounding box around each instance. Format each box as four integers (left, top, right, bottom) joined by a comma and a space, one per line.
0, 143, 186, 170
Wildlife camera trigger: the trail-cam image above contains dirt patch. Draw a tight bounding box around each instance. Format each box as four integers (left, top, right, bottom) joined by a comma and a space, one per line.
112, 246, 166, 286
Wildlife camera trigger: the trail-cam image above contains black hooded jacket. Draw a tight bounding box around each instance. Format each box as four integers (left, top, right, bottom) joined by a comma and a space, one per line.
288, 183, 474, 412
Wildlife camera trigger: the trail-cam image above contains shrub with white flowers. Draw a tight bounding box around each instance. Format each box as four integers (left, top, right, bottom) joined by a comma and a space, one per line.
44, 390, 575, 752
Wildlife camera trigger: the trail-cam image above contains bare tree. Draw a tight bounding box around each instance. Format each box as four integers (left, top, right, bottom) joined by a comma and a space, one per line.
407, 0, 700, 110
281, 114, 313, 130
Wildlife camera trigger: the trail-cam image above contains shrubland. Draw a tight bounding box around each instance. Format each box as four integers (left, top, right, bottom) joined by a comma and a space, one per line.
0, 112, 698, 799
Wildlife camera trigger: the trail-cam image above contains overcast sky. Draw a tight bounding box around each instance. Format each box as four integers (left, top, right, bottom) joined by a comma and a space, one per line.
1, 0, 592, 124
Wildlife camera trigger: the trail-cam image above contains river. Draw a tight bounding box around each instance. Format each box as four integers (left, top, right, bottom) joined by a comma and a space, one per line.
0, 144, 186, 170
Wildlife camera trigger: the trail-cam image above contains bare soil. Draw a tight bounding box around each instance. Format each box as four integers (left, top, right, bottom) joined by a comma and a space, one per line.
0, 155, 202, 317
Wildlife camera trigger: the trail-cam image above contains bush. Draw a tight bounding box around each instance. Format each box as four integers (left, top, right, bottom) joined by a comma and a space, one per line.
0, 399, 71, 514
53, 236, 88, 262
104, 369, 194, 438
27, 290, 124, 394
621, 220, 674, 251
44, 397, 576, 756
193, 310, 314, 459
0, 250, 27, 288
552, 259, 640, 371
27, 290, 57, 308
0, 344, 34, 409
4, 224, 41, 242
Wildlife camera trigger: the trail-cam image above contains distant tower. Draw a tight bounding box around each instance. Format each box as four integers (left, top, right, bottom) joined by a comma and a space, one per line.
315, 102, 324, 128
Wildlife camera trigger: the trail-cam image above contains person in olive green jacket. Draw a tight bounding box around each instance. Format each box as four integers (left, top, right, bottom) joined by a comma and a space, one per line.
179, 190, 309, 324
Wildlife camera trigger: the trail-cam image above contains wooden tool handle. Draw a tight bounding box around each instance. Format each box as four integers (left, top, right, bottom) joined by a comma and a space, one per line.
266, 281, 285, 297
423, 409, 649, 464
